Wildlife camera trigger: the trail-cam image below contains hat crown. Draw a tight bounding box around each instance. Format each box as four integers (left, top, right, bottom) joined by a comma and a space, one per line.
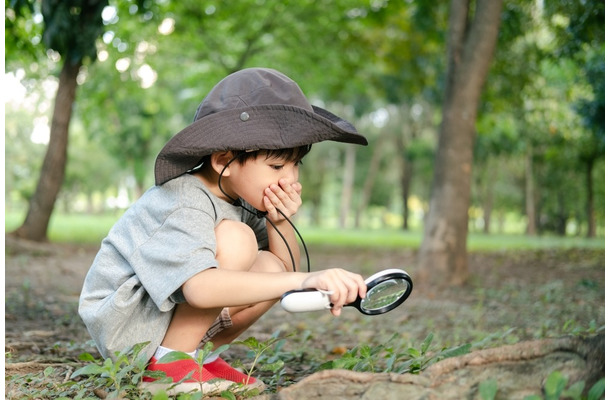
194, 68, 313, 121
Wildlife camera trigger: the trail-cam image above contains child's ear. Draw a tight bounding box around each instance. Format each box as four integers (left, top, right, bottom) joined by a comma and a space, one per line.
210, 151, 234, 176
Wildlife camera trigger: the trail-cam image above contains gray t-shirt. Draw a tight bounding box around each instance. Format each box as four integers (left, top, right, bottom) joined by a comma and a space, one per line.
78, 174, 268, 360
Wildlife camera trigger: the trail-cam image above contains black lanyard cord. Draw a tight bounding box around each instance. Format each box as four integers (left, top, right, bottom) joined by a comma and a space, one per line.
217, 155, 311, 273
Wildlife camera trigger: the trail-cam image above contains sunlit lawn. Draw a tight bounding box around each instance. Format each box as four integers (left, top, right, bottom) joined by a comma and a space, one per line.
5, 211, 604, 250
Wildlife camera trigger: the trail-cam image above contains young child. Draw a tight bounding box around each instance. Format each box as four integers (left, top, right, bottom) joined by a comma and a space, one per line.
78, 68, 369, 394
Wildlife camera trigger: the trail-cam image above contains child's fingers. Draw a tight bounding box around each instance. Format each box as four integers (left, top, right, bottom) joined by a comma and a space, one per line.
302, 269, 365, 316
265, 182, 302, 218
330, 272, 364, 310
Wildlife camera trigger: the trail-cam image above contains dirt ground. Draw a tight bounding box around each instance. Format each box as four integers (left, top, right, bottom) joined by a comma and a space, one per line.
4, 236, 605, 396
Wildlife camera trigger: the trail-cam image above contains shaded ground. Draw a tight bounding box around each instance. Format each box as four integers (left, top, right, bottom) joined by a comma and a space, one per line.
4, 237, 605, 397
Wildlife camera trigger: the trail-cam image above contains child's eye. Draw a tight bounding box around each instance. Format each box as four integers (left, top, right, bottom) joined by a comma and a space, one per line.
271, 164, 284, 170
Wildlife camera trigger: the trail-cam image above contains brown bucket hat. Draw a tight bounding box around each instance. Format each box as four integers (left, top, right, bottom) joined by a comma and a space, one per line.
154, 68, 368, 185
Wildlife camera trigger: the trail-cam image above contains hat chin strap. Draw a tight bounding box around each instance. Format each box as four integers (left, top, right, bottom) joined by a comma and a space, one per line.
218, 154, 310, 273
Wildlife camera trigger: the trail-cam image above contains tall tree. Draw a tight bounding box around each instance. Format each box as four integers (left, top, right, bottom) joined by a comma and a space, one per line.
9, 0, 107, 241
417, 0, 503, 285
543, 0, 605, 237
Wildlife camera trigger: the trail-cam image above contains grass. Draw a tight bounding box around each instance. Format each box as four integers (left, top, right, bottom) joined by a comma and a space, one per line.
5, 211, 605, 250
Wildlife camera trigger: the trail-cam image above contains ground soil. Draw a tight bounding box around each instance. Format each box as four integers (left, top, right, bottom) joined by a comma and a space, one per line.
4, 236, 605, 398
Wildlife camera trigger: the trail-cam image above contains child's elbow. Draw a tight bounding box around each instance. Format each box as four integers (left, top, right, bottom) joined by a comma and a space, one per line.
181, 270, 213, 309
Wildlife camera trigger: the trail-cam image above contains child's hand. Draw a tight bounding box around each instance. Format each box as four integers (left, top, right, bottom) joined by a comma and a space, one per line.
263, 179, 302, 222
301, 269, 367, 316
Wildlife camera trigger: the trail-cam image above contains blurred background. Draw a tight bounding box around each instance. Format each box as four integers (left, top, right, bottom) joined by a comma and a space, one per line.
4, 1, 604, 267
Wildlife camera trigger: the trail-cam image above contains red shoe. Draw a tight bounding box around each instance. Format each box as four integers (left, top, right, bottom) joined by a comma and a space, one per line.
141, 357, 233, 395
204, 357, 262, 387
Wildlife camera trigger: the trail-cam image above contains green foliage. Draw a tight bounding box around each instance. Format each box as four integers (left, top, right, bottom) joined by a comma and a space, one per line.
6, 332, 605, 399
41, 0, 108, 65
233, 333, 287, 387
318, 333, 471, 374
478, 379, 498, 400
5, 0, 606, 237
70, 341, 152, 397
6, 341, 264, 399
522, 372, 604, 400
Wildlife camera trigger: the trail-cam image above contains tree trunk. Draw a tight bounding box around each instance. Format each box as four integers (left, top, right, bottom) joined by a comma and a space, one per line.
417, 0, 503, 286
524, 143, 537, 235
13, 59, 81, 241
482, 159, 497, 234
355, 136, 386, 228
339, 146, 356, 229
584, 158, 596, 237
396, 129, 413, 231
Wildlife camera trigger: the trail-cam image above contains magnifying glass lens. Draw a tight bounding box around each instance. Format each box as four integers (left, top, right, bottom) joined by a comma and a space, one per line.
361, 278, 410, 312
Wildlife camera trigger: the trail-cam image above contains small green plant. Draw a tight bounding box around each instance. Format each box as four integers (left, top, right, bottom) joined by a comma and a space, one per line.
478, 379, 498, 400
318, 333, 471, 374
155, 342, 234, 397
233, 332, 287, 385
523, 372, 605, 400
7, 365, 80, 400
67, 341, 263, 399
71, 341, 152, 398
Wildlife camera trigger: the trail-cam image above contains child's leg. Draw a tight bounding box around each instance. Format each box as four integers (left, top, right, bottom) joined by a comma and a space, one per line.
159, 220, 262, 352
159, 220, 281, 352
209, 221, 285, 347
209, 251, 285, 347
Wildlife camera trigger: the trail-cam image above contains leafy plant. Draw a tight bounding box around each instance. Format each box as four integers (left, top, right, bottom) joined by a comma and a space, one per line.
318, 333, 471, 374
233, 332, 287, 386
478, 379, 498, 400
156, 342, 230, 393
522, 371, 604, 400
70, 341, 152, 398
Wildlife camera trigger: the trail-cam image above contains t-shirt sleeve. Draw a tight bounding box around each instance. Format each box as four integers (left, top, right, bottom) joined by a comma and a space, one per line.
130, 207, 218, 312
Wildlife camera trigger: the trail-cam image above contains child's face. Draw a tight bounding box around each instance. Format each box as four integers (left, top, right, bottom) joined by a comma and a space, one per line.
227, 154, 301, 211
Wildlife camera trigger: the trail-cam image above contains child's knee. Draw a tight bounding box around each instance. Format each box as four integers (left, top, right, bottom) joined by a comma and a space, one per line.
215, 220, 258, 270
254, 250, 286, 273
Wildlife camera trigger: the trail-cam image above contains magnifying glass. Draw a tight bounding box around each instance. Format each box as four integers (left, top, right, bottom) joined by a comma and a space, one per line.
280, 269, 413, 315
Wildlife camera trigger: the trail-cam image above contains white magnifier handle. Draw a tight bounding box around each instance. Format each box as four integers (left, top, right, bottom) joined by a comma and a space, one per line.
280, 289, 332, 312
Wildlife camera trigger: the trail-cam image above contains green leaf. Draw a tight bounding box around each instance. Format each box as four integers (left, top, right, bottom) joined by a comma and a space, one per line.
440, 343, 471, 359
157, 351, 193, 364
152, 390, 169, 400
77, 352, 97, 362
208, 344, 230, 361
562, 380, 585, 399
421, 333, 434, 353
196, 342, 215, 364
587, 378, 605, 400
259, 359, 284, 373
70, 363, 106, 378
479, 379, 498, 400
407, 347, 421, 358
220, 390, 237, 400
234, 337, 261, 350
318, 361, 334, 370
544, 371, 567, 400
43, 366, 55, 377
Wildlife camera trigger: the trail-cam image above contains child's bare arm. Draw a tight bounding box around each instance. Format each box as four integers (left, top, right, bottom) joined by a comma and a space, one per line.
182, 268, 366, 316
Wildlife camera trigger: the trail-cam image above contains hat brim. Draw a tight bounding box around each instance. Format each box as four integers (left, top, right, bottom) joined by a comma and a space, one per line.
154, 104, 367, 185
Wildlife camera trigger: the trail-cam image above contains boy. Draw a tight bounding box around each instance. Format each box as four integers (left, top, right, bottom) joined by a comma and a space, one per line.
79, 68, 369, 394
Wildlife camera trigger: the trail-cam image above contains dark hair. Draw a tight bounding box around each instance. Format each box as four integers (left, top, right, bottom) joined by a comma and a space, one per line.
233, 145, 312, 165
190, 144, 312, 174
